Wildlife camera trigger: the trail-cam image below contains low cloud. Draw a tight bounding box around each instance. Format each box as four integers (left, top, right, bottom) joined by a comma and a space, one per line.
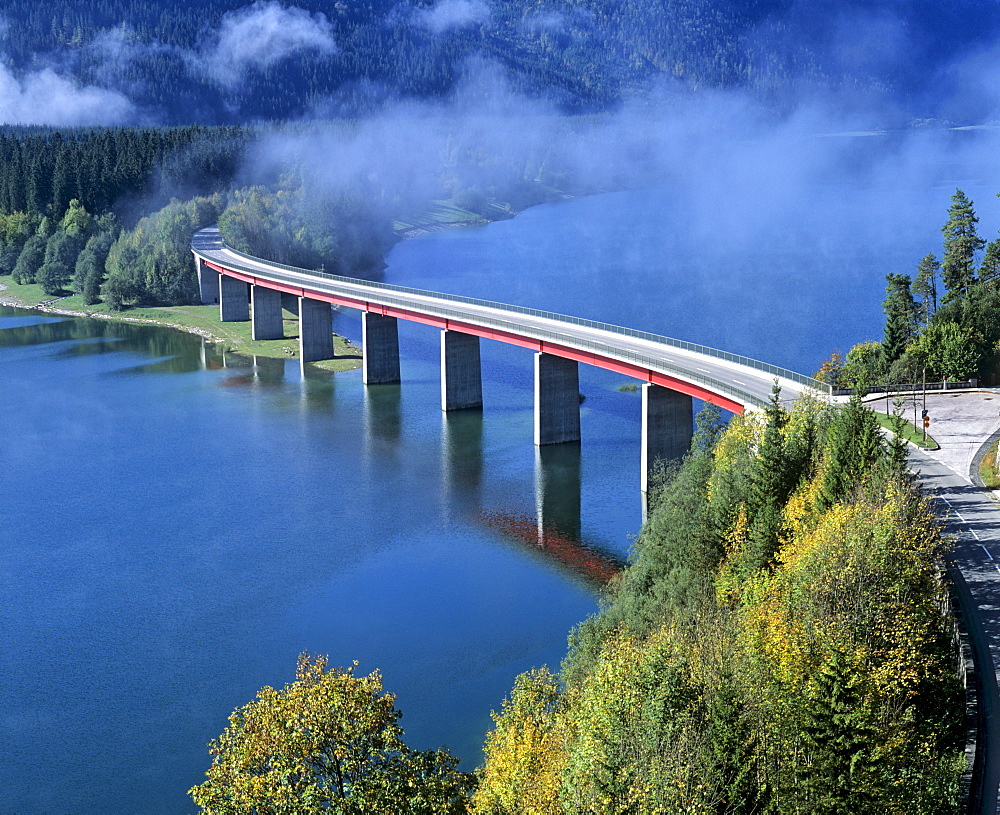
413, 0, 490, 34
202, 1, 337, 88
0, 63, 136, 126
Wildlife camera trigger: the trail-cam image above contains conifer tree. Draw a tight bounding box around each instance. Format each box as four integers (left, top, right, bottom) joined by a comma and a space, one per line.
912, 253, 939, 323
743, 382, 791, 573
941, 189, 984, 303
818, 395, 883, 510
881, 273, 919, 362
798, 649, 876, 814
981, 239, 1000, 289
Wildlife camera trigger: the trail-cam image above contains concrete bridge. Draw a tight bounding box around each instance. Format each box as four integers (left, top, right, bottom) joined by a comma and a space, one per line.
191, 227, 830, 494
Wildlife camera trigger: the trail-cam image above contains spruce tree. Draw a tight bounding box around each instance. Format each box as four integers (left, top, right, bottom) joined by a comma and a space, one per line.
881, 273, 918, 362
981, 238, 1000, 288
912, 253, 939, 323
799, 649, 876, 814
941, 189, 984, 304
743, 382, 791, 574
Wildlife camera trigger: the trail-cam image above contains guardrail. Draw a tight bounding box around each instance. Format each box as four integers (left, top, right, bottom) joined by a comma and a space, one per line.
194, 231, 831, 408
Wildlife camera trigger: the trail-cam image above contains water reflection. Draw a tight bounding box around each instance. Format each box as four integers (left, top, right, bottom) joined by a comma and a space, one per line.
0, 305, 622, 587
363, 383, 403, 443
480, 443, 624, 588
441, 409, 484, 506
534, 444, 582, 543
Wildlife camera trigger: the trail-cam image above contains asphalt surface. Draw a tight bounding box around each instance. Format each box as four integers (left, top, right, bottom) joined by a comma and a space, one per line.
193, 228, 823, 410
909, 447, 1000, 815
889, 390, 1000, 815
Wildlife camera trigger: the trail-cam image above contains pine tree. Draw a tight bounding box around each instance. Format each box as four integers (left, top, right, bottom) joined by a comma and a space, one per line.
819, 396, 883, 510
941, 189, 984, 304
798, 649, 877, 814
981, 239, 1000, 289
912, 253, 939, 323
881, 273, 919, 362
743, 382, 791, 574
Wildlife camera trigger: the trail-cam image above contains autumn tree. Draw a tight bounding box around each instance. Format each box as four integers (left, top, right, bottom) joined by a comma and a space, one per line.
190, 652, 474, 814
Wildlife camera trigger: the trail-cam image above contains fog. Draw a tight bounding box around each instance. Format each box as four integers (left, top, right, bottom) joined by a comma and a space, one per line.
6, 2, 1000, 282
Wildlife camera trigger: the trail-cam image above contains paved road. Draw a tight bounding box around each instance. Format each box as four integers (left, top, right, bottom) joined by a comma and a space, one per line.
193, 228, 827, 412
909, 446, 1000, 814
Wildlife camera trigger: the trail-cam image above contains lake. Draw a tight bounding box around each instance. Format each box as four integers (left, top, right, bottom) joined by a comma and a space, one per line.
3, 174, 1000, 812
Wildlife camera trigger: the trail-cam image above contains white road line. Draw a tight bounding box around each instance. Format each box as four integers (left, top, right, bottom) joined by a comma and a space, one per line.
981, 544, 993, 560
733, 380, 747, 386
970, 527, 981, 541
955, 510, 968, 523
942, 496, 953, 507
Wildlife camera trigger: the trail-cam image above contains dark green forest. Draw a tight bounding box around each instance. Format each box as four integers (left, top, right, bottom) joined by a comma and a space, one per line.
3, 0, 998, 121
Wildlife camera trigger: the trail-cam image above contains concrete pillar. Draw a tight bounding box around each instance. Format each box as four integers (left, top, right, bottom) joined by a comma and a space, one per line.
196, 257, 219, 304
251, 284, 284, 341
219, 275, 249, 322
534, 353, 581, 446
440, 330, 482, 411
299, 297, 334, 362
362, 312, 401, 385
641, 384, 693, 494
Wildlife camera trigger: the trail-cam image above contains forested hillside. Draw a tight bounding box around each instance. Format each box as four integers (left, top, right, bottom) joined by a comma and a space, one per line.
2, 0, 998, 123
474, 396, 964, 813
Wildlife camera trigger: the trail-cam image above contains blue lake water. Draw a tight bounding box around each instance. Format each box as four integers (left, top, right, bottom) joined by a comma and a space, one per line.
3, 177, 1000, 812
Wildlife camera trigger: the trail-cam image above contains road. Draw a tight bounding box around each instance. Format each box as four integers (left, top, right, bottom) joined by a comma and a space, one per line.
192, 227, 828, 412
910, 446, 1000, 814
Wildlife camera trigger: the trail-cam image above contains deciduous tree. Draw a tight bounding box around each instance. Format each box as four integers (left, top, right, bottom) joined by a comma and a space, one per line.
190, 652, 474, 814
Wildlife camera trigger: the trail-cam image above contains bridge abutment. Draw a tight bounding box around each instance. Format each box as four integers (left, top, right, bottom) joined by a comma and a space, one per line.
641, 383, 693, 494
251, 285, 284, 341
299, 297, 334, 362
196, 258, 219, 304
219, 275, 249, 322
534, 353, 581, 446
363, 313, 401, 385
440, 330, 483, 411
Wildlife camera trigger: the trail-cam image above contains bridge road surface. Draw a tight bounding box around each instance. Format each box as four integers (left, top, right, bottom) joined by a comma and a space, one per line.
192, 228, 827, 413
910, 446, 1000, 814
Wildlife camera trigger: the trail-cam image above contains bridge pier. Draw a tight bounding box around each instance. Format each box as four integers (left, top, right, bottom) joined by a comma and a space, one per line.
219, 275, 249, 322
196, 258, 219, 304
440, 330, 482, 411
363, 313, 401, 385
534, 353, 581, 446
299, 297, 334, 362
251, 285, 284, 341
641, 383, 693, 494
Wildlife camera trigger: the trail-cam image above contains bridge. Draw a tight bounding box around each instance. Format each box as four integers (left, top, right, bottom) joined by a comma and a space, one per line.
191, 227, 830, 494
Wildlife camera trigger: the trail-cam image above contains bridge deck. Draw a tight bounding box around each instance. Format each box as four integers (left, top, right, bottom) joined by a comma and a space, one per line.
192, 227, 830, 412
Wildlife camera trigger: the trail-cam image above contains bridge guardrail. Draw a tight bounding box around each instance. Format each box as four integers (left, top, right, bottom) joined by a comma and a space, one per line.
194, 233, 830, 407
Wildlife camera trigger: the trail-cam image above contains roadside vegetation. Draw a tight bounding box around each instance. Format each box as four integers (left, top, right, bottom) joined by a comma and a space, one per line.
817, 189, 1000, 392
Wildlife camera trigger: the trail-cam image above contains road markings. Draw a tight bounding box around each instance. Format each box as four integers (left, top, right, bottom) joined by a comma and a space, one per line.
733, 379, 747, 386
970, 527, 981, 541
941, 496, 953, 507
955, 510, 968, 524
982, 544, 994, 560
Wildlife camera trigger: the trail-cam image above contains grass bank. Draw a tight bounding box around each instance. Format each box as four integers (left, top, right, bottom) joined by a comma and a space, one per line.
0, 280, 362, 373
872, 409, 938, 449
980, 438, 1000, 489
